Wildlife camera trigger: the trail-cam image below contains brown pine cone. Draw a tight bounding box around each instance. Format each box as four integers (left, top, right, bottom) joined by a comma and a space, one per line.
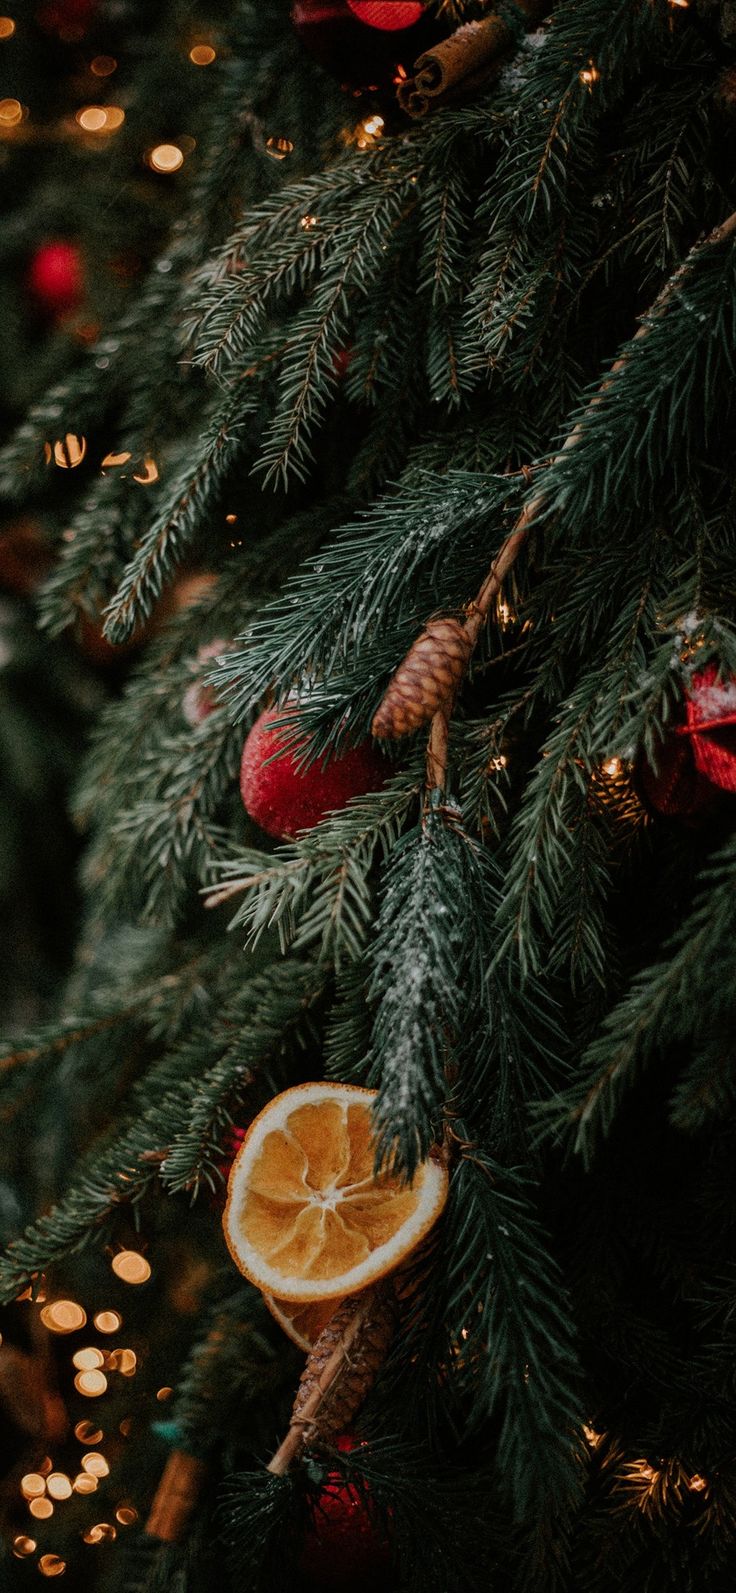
372, 617, 473, 740
267, 1283, 397, 1473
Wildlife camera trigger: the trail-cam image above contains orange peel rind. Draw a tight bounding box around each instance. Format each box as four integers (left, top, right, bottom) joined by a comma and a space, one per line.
223, 1083, 448, 1304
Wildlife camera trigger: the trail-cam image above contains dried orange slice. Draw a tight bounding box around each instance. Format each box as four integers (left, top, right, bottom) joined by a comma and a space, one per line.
223, 1083, 448, 1303
263, 1292, 341, 1352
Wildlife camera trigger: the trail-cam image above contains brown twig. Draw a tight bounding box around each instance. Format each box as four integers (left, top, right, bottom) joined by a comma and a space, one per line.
423, 206, 736, 795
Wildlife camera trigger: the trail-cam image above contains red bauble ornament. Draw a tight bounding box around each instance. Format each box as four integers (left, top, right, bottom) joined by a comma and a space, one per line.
291, 0, 440, 93
636, 663, 736, 817
682, 663, 736, 793
299, 1447, 391, 1593
240, 707, 387, 840
28, 241, 84, 319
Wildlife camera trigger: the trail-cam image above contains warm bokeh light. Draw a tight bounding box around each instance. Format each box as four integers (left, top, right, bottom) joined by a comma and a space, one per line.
83, 1523, 116, 1544
73, 1347, 105, 1371
41, 1300, 86, 1334
132, 456, 158, 484
74, 1370, 108, 1397
46, 1474, 72, 1501
82, 1454, 109, 1479
116, 1505, 138, 1526
111, 1250, 151, 1285
94, 1310, 122, 1334
73, 1474, 97, 1495
148, 143, 184, 173
0, 97, 23, 124
108, 1348, 137, 1375
74, 1420, 103, 1444
76, 104, 124, 132
156, 1386, 173, 1402
190, 43, 216, 65
29, 1499, 53, 1520
0, 17, 15, 38
38, 1556, 66, 1577
77, 106, 107, 131
21, 1474, 46, 1499
12, 1537, 36, 1558
91, 55, 117, 76
265, 135, 293, 161
44, 436, 87, 470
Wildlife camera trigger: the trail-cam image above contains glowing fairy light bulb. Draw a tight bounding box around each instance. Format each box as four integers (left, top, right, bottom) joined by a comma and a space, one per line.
111, 1250, 151, 1284
148, 143, 184, 173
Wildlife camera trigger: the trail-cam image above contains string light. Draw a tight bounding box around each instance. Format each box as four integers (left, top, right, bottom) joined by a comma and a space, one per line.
75, 1421, 103, 1444
12, 1537, 36, 1558
29, 1499, 53, 1520
111, 1250, 151, 1284
44, 436, 87, 470
108, 1348, 137, 1375
132, 457, 158, 484
300, 214, 317, 230
74, 1370, 108, 1397
40, 1300, 86, 1334
190, 43, 216, 65
688, 1472, 707, 1491
0, 18, 15, 38
81, 1454, 109, 1478
46, 1474, 72, 1501
0, 97, 23, 125
76, 106, 124, 133
148, 143, 184, 173
21, 1474, 46, 1500
38, 1556, 66, 1577
353, 113, 384, 149
72, 1347, 105, 1371
265, 135, 293, 161
83, 1523, 116, 1544
601, 757, 622, 778
583, 1423, 604, 1449
93, 1311, 121, 1334
73, 1474, 97, 1495
579, 61, 600, 87
91, 55, 117, 76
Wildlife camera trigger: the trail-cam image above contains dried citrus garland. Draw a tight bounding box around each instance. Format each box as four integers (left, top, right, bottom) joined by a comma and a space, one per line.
223, 1083, 448, 1340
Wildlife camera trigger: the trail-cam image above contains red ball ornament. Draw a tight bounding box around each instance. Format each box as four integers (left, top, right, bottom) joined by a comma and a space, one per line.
240, 707, 387, 840
28, 241, 84, 319
291, 0, 440, 93
635, 663, 736, 818
300, 1446, 391, 1593
682, 663, 736, 793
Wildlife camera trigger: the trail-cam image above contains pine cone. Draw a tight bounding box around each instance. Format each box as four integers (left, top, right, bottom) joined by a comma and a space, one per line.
267, 1284, 397, 1473
372, 617, 473, 740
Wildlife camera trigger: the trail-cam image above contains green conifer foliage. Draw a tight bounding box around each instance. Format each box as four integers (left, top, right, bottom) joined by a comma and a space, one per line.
3, 0, 736, 1588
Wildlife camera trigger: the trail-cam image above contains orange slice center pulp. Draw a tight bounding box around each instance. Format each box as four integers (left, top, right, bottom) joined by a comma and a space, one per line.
240, 1100, 420, 1283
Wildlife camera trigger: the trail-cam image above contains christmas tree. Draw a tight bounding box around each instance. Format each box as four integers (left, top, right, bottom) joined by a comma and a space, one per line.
3, 0, 736, 1587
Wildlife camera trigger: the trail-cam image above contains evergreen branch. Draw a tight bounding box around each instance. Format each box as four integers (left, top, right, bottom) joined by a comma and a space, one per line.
208, 777, 418, 964
368, 809, 488, 1178
539, 835, 736, 1163
443, 1150, 584, 1516
161, 962, 325, 1194
103, 388, 248, 642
